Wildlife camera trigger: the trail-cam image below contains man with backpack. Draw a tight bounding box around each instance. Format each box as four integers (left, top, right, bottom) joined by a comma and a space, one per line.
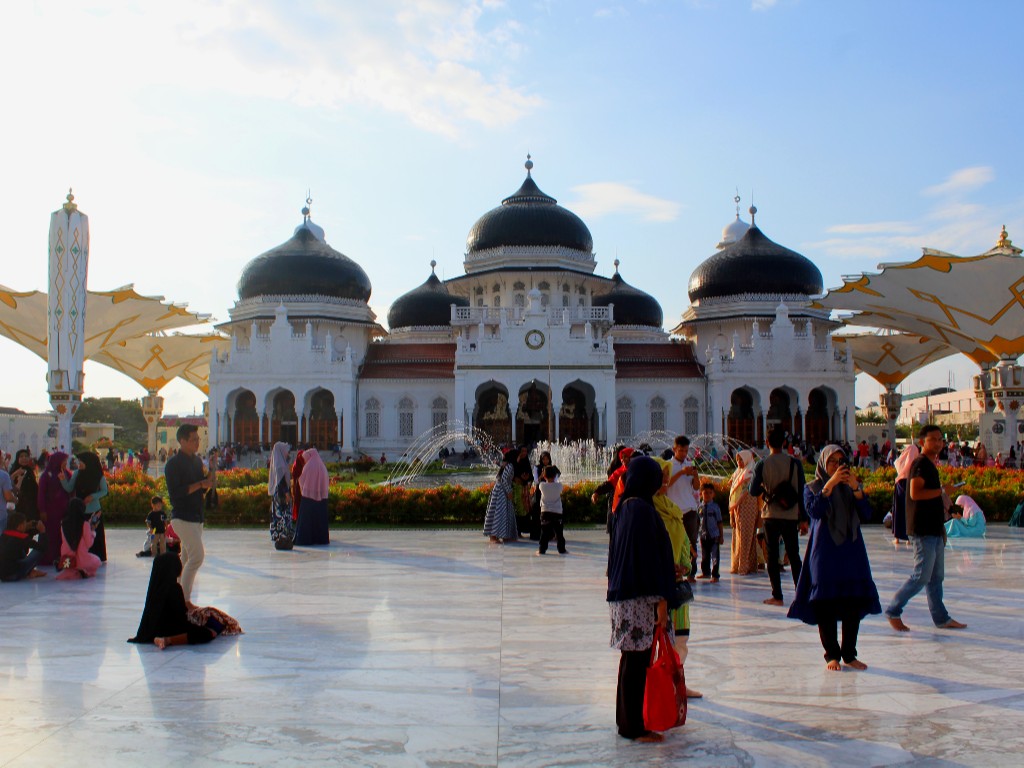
750, 429, 807, 606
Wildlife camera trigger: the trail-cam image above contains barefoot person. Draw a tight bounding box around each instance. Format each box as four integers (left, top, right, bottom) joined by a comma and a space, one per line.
788, 446, 880, 670
884, 425, 967, 632
128, 552, 241, 649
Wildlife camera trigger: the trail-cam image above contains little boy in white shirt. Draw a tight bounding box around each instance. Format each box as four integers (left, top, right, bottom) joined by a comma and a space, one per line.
536, 466, 566, 555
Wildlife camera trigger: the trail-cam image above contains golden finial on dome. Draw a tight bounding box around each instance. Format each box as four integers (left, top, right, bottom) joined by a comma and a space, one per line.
63, 187, 77, 212
997, 224, 1012, 249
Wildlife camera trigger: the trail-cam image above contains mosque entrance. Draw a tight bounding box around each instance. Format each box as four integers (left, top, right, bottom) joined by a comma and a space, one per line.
516, 382, 551, 445
559, 383, 593, 442
805, 388, 831, 446
727, 388, 760, 446
232, 390, 259, 447
474, 384, 512, 446
307, 389, 338, 449
767, 388, 794, 436
271, 390, 298, 446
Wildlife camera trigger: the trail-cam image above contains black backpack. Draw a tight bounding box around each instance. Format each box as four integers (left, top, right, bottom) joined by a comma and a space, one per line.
766, 457, 801, 510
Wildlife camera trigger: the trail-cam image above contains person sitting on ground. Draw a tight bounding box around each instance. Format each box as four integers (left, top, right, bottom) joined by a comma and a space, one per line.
945, 494, 987, 538
0, 511, 48, 581
55, 498, 102, 580
128, 552, 242, 649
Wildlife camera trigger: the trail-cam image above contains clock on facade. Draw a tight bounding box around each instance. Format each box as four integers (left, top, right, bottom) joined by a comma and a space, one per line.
525, 329, 545, 350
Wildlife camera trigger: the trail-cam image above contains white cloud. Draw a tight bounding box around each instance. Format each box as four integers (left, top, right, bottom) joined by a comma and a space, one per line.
568, 182, 681, 222
826, 222, 917, 235
595, 6, 628, 19
752, 0, 779, 10
922, 166, 994, 197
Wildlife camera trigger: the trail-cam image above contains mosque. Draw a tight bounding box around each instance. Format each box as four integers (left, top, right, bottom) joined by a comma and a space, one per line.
207, 159, 855, 454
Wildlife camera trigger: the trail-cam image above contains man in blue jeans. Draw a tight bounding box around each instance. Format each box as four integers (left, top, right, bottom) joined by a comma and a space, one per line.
885, 424, 967, 632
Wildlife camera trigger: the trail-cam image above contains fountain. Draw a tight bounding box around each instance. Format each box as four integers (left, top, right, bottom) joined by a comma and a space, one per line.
385, 420, 503, 488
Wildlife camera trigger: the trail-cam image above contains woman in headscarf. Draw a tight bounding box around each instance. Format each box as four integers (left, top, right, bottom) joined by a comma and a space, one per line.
290, 450, 306, 524
512, 445, 533, 536
70, 452, 108, 562
788, 445, 880, 671
607, 456, 678, 742
12, 448, 40, 525
483, 449, 518, 543
55, 498, 102, 580
294, 449, 330, 545
267, 441, 294, 550
37, 452, 74, 567
729, 449, 759, 575
945, 494, 987, 538
891, 443, 919, 544
128, 552, 241, 649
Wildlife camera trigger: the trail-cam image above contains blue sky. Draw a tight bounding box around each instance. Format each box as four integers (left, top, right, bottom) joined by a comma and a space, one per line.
1, 0, 1021, 416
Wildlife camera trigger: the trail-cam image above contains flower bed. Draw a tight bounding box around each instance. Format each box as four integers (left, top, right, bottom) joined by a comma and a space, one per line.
97, 465, 1024, 527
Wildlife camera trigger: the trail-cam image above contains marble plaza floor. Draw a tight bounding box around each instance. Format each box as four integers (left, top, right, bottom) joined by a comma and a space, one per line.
2, 527, 1024, 767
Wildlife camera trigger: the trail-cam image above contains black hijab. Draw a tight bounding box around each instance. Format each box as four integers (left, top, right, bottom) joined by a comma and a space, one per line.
128, 553, 190, 643
497, 449, 516, 479
14, 449, 38, 518
73, 452, 103, 498
61, 497, 90, 552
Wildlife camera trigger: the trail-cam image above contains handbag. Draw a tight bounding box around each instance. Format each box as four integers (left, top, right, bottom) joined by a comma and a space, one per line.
669, 579, 694, 610
643, 626, 687, 731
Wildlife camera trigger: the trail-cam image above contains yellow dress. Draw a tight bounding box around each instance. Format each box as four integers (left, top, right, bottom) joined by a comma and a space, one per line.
654, 458, 691, 634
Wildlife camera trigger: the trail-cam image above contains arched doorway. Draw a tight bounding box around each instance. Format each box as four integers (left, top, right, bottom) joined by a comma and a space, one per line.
767, 388, 794, 436
516, 381, 551, 445
232, 389, 259, 447
560, 382, 594, 442
728, 388, 760, 446
270, 390, 298, 446
475, 383, 512, 446
307, 389, 338, 449
805, 388, 831, 447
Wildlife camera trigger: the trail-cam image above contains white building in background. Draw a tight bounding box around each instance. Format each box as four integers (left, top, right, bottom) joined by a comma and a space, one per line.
208, 161, 856, 454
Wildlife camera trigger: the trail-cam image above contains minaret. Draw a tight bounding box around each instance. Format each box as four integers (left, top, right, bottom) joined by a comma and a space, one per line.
47, 190, 89, 452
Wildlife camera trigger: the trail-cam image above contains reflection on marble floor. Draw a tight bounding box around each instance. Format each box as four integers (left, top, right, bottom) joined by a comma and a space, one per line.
2, 527, 1024, 767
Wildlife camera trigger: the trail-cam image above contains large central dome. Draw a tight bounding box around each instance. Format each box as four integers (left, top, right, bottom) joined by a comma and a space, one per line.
688, 221, 823, 302
237, 221, 372, 302
466, 158, 594, 254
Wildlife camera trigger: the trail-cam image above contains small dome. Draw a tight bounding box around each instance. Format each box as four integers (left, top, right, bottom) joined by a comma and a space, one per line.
387, 267, 469, 329
466, 161, 594, 254
688, 225, 823, 302
238, 224, 372, 301
718, 215, 750, 248
592, 269, 664, 327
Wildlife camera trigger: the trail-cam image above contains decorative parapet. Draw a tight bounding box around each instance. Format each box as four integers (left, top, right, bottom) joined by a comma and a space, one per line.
451, 305, 612, 326
463, 245, 597, 274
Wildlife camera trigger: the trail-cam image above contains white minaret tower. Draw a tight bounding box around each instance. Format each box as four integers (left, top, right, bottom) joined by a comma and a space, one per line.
47, 190, 89, 452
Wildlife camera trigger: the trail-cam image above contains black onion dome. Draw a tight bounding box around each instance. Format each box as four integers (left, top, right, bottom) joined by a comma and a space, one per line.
237, 226, 372, 301
592, 270, 664, 327
466, 170, 594, 253
687, 225, 823, 302
388, 268, 469, 328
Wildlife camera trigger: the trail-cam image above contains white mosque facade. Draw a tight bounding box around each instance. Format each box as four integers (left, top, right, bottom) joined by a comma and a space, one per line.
207, 163, 855, 453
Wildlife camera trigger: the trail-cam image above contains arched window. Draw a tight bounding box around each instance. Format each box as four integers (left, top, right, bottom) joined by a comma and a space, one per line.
432, 397, 448, 431
494, 295, 501, 308
477, 297, 484, 307
616, 396, 634, 440
650, 396, 667, 432
684, 396, 700, 436
514, 293, 525, 308
513, 281, 526, 291
474, 286, 483, 296
365, 397, 381, 438
562, 294, 569, 307
398, 397, 415, 438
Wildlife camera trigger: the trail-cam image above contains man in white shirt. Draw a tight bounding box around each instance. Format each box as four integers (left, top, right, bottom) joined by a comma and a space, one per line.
664, 435, 700, 581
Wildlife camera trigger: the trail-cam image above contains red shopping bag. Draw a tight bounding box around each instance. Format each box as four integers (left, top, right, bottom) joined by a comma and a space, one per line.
643, 625, 687, 731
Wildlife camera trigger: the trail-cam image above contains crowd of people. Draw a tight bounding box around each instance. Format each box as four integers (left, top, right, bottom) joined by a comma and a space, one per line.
0, 420, 1013, 741
478, 426, 982, 743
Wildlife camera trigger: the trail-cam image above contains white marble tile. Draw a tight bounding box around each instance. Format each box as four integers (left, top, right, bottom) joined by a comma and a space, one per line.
3, 527, 1024, 766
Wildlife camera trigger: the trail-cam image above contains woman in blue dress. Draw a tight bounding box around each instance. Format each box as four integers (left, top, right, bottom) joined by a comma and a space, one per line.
945, 494, 987, 538
789, 445, 881, 671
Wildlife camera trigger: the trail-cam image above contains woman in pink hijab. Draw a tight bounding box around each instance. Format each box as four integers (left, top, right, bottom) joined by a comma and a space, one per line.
294, 449, 330, 545
890, 443, 919, 544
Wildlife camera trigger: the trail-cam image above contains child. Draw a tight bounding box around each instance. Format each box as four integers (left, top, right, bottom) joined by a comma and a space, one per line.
147, 496, 168, 557
536, 465, 566, 555
0, 511, 48, 581
696, 482, 724, 582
